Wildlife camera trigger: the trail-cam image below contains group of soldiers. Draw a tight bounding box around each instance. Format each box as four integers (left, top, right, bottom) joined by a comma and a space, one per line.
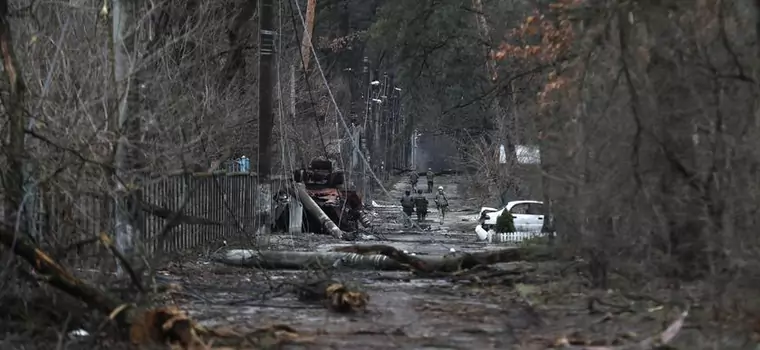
400, 168, 449, 227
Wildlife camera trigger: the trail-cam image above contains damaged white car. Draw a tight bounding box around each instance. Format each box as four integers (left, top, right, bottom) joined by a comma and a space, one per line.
475, 200, 552, 242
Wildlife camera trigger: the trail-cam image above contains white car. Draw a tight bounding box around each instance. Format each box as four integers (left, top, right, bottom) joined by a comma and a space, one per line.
478, 200, 545, 232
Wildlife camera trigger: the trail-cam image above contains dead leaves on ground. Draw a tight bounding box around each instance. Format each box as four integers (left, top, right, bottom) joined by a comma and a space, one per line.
125, 278, 368, 349
128, 306, 311, 349
127, 278, 367, 349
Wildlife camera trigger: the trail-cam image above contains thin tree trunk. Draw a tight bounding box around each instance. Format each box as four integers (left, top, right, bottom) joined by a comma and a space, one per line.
470, 0, 520, 195
220, 0, 258, 92
111, 0, 142, 276
0, 0, 28, 232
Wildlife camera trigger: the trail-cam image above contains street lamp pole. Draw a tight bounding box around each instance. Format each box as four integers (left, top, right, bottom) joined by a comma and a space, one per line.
361, 57, 371, 201
381, 72, 390, 180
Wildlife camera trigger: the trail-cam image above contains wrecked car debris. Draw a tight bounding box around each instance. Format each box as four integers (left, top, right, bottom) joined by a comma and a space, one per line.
272, 158, 372, 239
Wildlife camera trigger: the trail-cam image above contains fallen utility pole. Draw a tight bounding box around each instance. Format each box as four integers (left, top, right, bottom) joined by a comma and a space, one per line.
294, 183, 352, 240
214, 244, 553, 272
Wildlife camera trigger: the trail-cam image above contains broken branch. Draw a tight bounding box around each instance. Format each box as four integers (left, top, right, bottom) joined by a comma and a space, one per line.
0, 222, 304, 349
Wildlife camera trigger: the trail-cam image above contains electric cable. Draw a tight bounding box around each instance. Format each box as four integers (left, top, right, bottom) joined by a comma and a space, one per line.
291, 0, 430, 232
286, 0, 330, 160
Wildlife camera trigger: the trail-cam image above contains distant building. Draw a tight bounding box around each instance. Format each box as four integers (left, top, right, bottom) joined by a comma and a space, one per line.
499, 144, 541, 165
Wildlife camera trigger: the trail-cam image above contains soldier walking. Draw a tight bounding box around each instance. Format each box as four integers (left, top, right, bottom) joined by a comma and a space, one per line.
400, 190, 415, 228
414, 189, 429, 222
426, 168, 435, 193
434, 186, 449, 224
409, 171, 419, 191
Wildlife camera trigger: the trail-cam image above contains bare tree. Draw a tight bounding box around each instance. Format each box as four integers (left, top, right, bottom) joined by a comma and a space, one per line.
0, 0, 28, 233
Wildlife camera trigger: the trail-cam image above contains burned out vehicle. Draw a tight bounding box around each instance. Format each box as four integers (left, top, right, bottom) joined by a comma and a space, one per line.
273, 158, 369, 234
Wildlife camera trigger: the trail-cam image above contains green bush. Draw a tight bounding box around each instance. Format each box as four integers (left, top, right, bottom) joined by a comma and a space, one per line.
494, 211, 516, 233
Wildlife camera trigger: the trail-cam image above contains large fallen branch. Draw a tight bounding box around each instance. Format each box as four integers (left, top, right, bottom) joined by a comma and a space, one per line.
0, 223, 304, 349
214, 245, 553, 273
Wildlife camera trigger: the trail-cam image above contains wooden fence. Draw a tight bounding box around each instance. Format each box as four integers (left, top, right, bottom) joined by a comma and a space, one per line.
1, 172, 273, 265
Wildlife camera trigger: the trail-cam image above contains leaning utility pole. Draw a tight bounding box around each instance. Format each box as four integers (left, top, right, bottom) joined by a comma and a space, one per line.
258, 0, 275, 234
300, 0, 317, 71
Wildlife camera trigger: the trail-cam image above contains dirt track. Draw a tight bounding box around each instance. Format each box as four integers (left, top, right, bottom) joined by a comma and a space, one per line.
162, 175, 539, 349
127, 174, 738, 350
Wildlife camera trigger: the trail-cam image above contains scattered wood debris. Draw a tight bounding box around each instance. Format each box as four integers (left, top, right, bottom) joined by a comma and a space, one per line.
295, 279, 369, 313
552, 308, 689, 350
128, 305, 310, 349
0, 223, 311, 350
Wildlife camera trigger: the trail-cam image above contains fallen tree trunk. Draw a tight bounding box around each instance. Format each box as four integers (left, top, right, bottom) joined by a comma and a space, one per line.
0, 223, 303, 349
295, 182, 353, 240
0, 224, 125, 318
214, 245, 553, 272
0, 223, 197, 345
333, 244, 553, 273
214, 249, 408, 270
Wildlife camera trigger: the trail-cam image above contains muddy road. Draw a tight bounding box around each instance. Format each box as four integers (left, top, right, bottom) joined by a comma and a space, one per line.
149, 175, 720, 350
